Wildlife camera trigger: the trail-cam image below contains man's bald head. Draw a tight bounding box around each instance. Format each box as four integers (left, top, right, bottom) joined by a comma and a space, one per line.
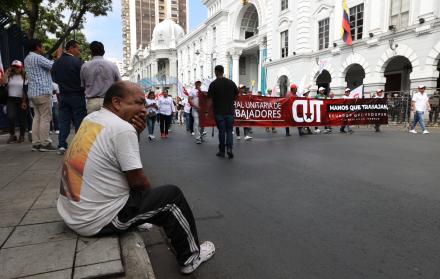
103, 81, 141, 107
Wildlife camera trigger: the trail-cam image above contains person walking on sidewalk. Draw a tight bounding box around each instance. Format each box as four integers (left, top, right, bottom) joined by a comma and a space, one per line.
409, 84, 431, 134
52, 40, 87, 155
1, 60, 28, 143
50, 82, 60, 135
145, 91, 158, 140
207, 65, 238, 158
57, 81, 215, 274
189, 80, 206, 144
80, 41, 121, 114
157, 89, 175, 138
24, 39, 59, 151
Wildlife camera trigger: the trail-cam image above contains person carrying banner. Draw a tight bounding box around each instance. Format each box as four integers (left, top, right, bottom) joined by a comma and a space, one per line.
189, 81, 206, 144
373, 89, 384, 132
235, 85, 252, 140
285, 84, 299, 136
207, 65, 238, 158
340, 88, 354, 134
314, 87, 326, 134
409, 84, 431, 134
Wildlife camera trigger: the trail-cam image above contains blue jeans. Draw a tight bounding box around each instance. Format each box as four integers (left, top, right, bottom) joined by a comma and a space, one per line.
214, 114, 234, 151
147, 115, 156, 135
51, 102, 59, 131
412, 111, 426, 130
184, 112, 191, 131
58, 95, 87, 148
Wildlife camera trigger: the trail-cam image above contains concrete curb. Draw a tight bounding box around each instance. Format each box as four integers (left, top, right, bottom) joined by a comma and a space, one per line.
120, 232, 156, 279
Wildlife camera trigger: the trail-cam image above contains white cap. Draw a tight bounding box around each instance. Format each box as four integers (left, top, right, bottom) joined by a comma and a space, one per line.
345, 88, 351, 92
318, 87, 325, 91
418, 84, 426, 89
11, 60, 23, 67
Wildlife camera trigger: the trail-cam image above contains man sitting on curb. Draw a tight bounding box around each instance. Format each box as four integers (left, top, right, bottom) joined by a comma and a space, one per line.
57, 81, 215, 274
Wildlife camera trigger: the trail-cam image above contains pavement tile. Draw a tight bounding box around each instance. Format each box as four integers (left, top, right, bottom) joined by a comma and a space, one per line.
0, 188, 43, 203
32, 189, 59, 209
0, 198, 34, 213
0, 211, 27, 228
73, 260, 124, 279
75, 236, 121, 267
3, 222, 76, 248
0, 227, 13, 247
20, 269, 72, 279
0, 239, 76, 278
21, 208, 62, 225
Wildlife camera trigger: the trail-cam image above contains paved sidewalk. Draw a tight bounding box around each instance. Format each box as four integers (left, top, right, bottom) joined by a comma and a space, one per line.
0, 135, 155, 279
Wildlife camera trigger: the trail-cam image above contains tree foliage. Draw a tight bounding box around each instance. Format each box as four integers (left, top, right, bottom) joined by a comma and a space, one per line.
1, 0, 112, 56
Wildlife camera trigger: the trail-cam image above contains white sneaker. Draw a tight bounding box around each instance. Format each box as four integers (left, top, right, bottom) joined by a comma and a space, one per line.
181, 241, 215, 274
137, 222, 153, 232
314, 129, 321, 134
202, 131, 207, 136
409, 129, 417, 134
423, 130, 430, 134
55, 130, 60, 134
244, 135, 253, 140
191, 132, 195, 136
237, 136, 241, 140
57, 147, 66, 155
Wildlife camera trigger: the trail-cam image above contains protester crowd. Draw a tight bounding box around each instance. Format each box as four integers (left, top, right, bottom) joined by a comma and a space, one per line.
0, 38, 436, 276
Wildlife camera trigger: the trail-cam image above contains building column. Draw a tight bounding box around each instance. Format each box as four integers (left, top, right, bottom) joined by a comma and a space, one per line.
151, 60, 158, 86
368, 0, 384, 34
230, 48, 242, 85
418, 0, 437, 21
258, 39, 267, 94
232, 54, 240, 85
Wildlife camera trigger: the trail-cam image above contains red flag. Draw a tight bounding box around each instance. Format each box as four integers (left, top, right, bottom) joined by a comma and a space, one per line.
341, 0, 352, 46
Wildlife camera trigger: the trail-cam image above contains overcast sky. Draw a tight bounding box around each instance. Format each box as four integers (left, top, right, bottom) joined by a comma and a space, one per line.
82, 0, 207, 60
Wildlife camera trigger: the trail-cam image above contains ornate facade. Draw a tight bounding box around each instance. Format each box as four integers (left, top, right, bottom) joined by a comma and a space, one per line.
129, 0, 440, 97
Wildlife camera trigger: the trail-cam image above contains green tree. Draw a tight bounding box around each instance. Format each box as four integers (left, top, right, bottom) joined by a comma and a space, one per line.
1, 0, 112, 56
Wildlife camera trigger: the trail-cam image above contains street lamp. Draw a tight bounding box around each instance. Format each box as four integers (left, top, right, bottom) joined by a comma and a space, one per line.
195, 49, 214, 78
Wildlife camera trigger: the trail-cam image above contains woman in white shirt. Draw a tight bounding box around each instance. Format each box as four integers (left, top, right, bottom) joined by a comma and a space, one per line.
145, 91, 158, 140
157, 89, 176, 138
2, 60, 28, 143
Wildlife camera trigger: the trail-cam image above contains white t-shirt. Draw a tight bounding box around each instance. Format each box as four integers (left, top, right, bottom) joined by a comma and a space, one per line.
7, 75, 26, 98
183, 98, 191, 113
412, 92, 429, 111
57, 108, 142, 236
157, 96, 176, 116
52, 82, 59, 103
189, 89, 200, 109
146, 99, 158, 115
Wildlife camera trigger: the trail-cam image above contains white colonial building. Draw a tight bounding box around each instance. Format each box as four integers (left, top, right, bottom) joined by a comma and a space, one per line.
128, 0, 440, 97
129, 18, 185, 94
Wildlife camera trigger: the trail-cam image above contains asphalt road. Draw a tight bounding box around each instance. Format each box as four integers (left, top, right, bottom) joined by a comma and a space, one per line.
139, 124, 440, 279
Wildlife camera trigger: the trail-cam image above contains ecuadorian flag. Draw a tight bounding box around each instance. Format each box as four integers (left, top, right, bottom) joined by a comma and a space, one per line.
341, 0, 353, 46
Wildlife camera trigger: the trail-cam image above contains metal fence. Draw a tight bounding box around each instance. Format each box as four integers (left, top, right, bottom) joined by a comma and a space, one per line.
385, 88, 440, 127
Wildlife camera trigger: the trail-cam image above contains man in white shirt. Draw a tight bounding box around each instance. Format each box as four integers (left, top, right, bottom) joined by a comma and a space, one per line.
189, 81, 206, 144
409, 84, 431, 134
57, 81, 215, 274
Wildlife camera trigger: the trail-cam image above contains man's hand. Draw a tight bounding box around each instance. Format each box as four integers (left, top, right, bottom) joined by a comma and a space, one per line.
125, 168, 151, 191
131, 112, 147, 134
